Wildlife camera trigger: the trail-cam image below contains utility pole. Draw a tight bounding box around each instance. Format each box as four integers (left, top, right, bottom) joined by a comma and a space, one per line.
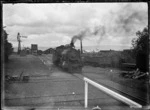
17, 33, 21, 54
80, 40, 83, 54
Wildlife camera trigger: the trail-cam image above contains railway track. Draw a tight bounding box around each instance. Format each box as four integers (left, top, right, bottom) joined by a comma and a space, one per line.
7, 69, 147, 106
5, 96, 117, 108
72, 73, 147, 106
22, 55, 148, 107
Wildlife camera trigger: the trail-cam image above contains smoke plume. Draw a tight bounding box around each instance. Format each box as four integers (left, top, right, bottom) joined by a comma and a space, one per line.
103, 3, 148, 44
71, 3, 147, 46
71, 25, 106, 44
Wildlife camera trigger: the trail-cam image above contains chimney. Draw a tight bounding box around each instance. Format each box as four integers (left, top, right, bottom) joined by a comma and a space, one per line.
80, 40, 83, 54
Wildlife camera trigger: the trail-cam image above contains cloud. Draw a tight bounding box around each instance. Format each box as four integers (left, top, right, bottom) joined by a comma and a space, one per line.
102, 3, 148, 36
3, 3, 148, 50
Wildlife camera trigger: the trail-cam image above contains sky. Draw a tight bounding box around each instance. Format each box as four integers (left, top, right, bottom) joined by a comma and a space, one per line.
3, 3, 148, 51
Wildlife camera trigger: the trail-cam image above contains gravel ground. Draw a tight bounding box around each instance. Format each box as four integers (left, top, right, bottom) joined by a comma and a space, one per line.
82, 66, 148, 91
3, 54, 148, 110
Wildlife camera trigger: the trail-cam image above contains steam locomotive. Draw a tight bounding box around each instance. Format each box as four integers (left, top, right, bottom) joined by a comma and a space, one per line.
52, 43, 83, 73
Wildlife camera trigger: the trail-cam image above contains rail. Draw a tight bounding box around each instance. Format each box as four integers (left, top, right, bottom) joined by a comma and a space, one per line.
84, 77, 142, 108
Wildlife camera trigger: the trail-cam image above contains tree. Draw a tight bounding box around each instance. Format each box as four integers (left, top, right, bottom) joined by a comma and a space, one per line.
3, 29, 13, 62
131, 26, 149, 72
132, 26, 149, 55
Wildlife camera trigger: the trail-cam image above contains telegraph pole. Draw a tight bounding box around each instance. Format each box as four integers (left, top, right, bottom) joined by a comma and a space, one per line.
80, 40, 83, 54
17, 33, 21, 54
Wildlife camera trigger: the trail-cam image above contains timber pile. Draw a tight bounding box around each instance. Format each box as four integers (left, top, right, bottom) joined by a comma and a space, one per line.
121, 68, 149, 79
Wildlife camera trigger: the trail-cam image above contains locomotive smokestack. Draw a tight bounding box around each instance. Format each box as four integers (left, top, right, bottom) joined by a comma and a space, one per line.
80, 40, 83, 54
70, 39, 75, 48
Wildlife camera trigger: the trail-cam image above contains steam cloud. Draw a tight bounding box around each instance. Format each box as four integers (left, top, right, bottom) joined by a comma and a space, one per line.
110, 4, 146, 33
71, 3, 147, 45
71, 25, 106, 44
103, 3, 148, 44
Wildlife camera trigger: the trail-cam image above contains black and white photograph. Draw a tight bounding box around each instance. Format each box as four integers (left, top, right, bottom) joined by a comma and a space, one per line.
1, 1, 149, 110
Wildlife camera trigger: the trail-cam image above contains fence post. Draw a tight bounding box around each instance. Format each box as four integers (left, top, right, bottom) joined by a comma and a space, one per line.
85, 81, 88, 108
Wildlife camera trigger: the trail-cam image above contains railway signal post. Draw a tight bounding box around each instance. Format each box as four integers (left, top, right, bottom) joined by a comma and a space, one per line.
17, 33, 27, 54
